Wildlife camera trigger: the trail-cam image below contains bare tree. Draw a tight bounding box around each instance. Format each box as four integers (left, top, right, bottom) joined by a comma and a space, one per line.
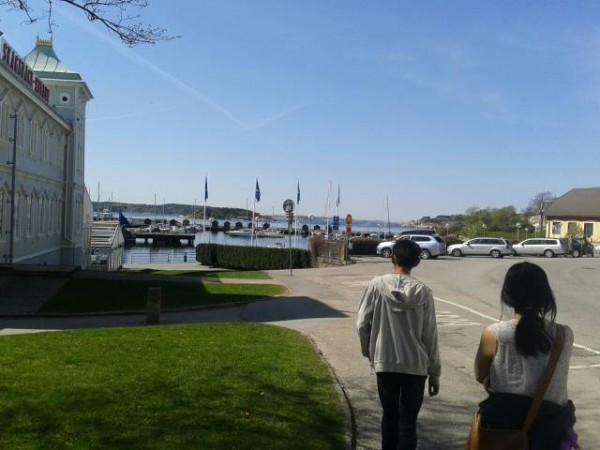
0, 0, 176, 46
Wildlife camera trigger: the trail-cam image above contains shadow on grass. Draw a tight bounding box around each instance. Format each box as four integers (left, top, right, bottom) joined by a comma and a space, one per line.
0, 295, 348, 333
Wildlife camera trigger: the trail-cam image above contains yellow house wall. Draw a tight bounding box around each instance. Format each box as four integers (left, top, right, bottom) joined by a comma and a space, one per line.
546, 219, 600, 241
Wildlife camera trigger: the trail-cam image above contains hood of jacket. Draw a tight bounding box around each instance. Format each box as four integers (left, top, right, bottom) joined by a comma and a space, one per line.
375, 274, 426, 311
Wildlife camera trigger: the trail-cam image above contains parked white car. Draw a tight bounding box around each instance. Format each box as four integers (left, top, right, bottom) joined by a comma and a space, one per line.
447, 237, 513, 258
512, 238, 568, 258
376, 234, 446, 260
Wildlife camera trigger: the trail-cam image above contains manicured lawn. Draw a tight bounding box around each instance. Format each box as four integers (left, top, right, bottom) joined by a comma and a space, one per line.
38, 279, 286, 314
0, 323, 345, 449
120, 269, 272, 279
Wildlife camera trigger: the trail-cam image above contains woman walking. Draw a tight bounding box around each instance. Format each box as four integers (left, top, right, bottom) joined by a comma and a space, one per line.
473, 261, 577, 449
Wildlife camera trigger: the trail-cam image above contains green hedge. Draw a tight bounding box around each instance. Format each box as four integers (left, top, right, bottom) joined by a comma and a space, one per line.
349, 238, 382, 256
196, 244, 312, 270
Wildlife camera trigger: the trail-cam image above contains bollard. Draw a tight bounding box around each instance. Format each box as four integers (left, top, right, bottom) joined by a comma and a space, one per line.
146, 287, 162, 325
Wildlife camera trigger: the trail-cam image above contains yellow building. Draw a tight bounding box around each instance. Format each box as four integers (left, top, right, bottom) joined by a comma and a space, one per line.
545, 188, 600, 241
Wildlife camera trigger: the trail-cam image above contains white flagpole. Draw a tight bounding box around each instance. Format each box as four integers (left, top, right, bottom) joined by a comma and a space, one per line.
386, 194, 391, 238
326, 181, 331, 239
251, 179, 259, 246
203, 174, 207, 243
294, 181, 299, 248
251, 197, 256, 246
336, 183, 340, 237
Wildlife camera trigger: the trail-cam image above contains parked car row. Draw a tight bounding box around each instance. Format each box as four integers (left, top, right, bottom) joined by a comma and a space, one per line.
376, 234, 595, 260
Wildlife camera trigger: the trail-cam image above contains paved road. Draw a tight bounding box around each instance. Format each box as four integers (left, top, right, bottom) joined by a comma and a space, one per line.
1, 256, 599, 449
264, 255, 600, 449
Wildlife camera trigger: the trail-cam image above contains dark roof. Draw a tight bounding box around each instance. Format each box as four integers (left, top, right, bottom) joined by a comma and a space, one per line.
545, 188, 600, 219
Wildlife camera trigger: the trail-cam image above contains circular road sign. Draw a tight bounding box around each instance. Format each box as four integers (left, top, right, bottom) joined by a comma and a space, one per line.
283, 199, 295, 213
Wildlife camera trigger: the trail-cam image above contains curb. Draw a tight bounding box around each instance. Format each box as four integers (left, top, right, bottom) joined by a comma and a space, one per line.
306, 334, 357, 450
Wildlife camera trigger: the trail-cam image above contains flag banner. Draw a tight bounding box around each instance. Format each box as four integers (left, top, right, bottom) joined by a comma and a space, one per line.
119, 211, 130, 226
297, 181, 300, 204
336, 184, 340, 207
333, 215, 340, 231
255, 179, 261, 202
204, 175, 208, 200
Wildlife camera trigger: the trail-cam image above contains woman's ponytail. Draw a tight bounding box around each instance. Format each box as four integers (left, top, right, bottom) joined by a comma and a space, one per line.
501, 262, 557, 357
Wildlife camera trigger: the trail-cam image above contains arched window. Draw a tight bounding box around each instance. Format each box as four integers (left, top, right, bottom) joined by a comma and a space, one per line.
13, 190, 21, 240
0, 188, 5, 241
26, 194, 33, 238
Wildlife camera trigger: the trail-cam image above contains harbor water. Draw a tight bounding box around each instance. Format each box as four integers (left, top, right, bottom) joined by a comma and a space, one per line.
122, 214, 415, 265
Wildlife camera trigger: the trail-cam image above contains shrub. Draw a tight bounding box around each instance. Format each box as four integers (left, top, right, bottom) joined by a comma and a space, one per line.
349, 238, 382, 256
196, 244, 312, 270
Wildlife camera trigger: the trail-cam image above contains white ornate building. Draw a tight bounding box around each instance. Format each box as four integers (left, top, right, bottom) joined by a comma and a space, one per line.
0, 35, 93, 266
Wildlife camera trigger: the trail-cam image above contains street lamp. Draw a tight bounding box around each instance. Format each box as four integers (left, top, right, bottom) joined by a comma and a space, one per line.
445, 223, 449, 237
283, 199, 295, 276
482, 223, 487, 236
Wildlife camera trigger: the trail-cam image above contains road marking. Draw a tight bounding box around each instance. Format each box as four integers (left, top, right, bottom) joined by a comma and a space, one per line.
573, 343, 600, 357
342, 281, 370, 288
570, 365, 600, 370
435, 296, 600, 367
435, 296, 499, 322
436, 310, 481, 327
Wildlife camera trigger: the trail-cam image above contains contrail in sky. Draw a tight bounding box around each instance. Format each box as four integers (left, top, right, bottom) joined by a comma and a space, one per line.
57, 7, 304, 130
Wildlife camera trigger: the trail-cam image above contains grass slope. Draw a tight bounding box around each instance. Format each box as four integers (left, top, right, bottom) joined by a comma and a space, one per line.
0, 323, 345, 449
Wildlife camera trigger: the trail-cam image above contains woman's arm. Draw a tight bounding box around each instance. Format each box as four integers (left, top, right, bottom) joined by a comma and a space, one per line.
474, 326, 496, 384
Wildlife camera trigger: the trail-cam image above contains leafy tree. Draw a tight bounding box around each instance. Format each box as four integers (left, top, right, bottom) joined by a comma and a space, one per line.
0, 0, 176, 46
489, 206, 518, 231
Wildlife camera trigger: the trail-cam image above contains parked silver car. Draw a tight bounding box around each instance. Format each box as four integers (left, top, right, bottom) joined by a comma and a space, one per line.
512, 238, 568, 258
447, 237, 513, 258
376, 234, 447, 260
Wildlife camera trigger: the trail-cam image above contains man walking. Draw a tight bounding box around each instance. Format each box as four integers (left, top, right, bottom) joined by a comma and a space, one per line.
357, 239, 441, 450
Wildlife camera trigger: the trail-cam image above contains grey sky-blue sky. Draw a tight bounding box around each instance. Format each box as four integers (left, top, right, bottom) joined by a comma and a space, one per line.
2, 1, 600, 221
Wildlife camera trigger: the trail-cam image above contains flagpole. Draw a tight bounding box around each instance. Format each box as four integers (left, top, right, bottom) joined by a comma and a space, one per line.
326, 181, 331, 239
203, 174, 207, 243
386, 194, 391, 238
251, 197, 256, 246
251, 178, 260, 246
336, 183, 340, 238
294, 181, 300, 248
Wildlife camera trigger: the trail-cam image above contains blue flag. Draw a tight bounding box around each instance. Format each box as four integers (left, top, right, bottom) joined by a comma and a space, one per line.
255, 179, 261, 202
297, 181, 300, 205
204, 175, 208, 201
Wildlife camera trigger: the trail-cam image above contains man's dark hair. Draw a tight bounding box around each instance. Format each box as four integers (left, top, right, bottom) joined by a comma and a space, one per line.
392, 239, 421, 268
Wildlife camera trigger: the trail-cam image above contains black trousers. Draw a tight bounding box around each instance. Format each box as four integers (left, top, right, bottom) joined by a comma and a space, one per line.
376, 372, 427, 450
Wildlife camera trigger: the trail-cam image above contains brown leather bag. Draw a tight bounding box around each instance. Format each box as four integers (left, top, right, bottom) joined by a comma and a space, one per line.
466, 325, 565, 450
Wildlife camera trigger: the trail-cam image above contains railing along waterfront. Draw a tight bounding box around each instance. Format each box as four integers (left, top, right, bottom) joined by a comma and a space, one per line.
127, 251, 196, 265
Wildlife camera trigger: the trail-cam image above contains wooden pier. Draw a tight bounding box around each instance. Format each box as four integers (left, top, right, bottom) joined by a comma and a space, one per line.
125, 230, 196, 246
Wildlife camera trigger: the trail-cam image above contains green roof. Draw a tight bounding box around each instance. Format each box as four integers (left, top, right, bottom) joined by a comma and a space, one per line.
24, 37, 82, 81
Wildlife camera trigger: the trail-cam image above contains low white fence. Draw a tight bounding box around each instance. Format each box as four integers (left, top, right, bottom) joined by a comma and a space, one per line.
127, 251, 197, 265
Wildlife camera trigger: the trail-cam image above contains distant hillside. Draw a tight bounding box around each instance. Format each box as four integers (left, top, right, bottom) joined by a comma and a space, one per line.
94, 202, 252, 220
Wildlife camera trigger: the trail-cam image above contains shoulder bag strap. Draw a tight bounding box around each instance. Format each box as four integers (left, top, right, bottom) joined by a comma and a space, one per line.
522, 324, 565, 432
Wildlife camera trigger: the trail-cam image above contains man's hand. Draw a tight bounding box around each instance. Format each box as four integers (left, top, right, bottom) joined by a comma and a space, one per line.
428, 377, 439, 397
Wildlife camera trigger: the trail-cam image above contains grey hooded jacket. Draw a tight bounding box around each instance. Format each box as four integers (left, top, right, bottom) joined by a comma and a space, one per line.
357, 273, 441, 383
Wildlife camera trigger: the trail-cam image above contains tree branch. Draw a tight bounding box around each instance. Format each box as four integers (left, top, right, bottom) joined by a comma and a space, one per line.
0, 0, 177, 46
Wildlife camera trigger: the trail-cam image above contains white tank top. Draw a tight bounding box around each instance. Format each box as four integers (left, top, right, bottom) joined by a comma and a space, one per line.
489, 319, 572, 405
